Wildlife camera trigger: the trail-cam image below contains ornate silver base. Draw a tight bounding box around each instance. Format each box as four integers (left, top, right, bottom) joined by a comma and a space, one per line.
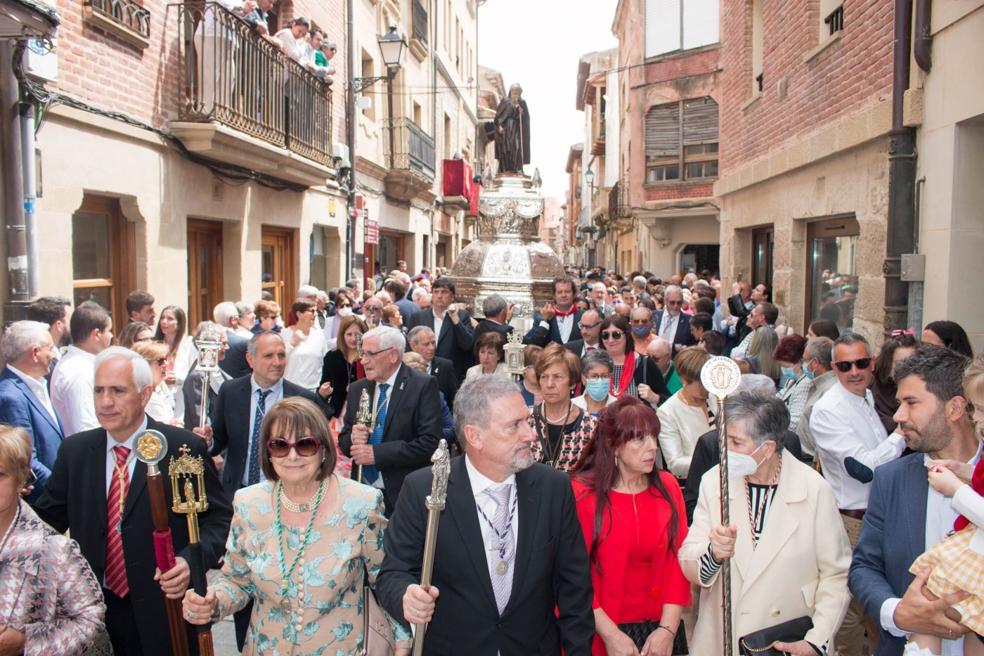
450, 176, 564, 324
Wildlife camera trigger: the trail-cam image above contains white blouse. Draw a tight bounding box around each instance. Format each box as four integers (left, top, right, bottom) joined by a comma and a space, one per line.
283, 327, 329, 390
657, 391, 713, 478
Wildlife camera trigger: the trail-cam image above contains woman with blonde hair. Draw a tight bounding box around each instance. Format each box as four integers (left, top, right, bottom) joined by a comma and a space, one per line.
746, 326, 781, 385
0, 425, 106, 653
183, 397, 411, 655
130, 339, 180, 425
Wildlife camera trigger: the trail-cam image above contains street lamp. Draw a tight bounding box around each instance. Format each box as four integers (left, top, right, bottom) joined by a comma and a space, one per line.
350, 24, 407, 289
584, 168, 594, 191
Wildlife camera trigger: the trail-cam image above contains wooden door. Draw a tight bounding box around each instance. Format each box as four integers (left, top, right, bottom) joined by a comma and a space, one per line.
71, 195, 136, 326
187, 219, 224, 328
261, 226, 296, 309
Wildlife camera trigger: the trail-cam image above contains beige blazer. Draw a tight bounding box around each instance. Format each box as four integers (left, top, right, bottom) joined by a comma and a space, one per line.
679, 450, 851, 655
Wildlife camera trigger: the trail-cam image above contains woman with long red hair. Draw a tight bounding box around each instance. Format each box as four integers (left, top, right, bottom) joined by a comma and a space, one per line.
572, 395, 690, 656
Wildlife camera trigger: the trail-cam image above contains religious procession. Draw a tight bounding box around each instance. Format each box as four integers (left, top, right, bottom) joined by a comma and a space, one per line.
0, 0, 982, 655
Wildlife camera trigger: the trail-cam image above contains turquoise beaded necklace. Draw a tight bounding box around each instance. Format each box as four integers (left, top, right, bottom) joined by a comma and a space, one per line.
275, 479, 327, 605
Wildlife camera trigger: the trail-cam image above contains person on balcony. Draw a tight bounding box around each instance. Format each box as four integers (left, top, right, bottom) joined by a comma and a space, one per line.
274, 16, 311, 63
309, 30, 336, 79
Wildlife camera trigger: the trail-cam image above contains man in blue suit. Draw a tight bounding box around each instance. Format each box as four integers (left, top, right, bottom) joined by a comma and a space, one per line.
0, 321, 64, 501
850, 345, 979, 655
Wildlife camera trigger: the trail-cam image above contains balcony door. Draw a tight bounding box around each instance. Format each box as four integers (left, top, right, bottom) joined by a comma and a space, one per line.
71, 195, 135, 325
187, 219, 224, 328
262, 226, 296, 309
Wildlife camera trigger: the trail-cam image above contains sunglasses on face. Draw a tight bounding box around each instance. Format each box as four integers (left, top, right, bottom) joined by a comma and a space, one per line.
267, 436, 322, 458
601, 330, 624, 341
832, 358, 872, 373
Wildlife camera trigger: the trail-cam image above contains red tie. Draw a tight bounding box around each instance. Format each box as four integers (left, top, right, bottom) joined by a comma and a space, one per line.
105, 445, 131, 597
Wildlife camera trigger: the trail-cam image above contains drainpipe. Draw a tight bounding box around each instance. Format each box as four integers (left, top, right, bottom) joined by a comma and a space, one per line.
345, 0, 356, 283
883, 0, 916, 334
913, 0, 932, 73
21, 102, 39, 297
1, 42, 30, 313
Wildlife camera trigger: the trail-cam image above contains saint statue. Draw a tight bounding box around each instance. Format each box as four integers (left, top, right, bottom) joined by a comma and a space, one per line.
493, 83, 531, 175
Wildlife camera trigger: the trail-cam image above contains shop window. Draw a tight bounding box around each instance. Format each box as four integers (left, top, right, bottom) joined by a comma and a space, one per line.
806, 216, 860, 331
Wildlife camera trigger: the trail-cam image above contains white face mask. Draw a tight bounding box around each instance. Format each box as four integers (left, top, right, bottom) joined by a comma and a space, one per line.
337, 307, 353, 317
727, 443, 766, 479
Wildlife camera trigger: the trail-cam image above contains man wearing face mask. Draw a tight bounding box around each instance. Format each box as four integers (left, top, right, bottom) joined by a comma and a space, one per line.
630, 307, 655, 355
680, 393, 851, 655
796, 337, 836, 461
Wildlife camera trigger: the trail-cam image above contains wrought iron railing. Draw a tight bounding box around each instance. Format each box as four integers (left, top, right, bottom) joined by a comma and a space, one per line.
173, 2, 333, 166
87, 0, 152, 38
386, 117, 436, 179
412, 0, 428, 44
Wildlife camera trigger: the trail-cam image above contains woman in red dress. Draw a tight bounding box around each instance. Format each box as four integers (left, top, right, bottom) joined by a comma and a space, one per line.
572, 395, 691, 656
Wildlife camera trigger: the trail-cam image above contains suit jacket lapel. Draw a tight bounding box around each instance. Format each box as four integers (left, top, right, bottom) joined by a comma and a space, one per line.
436, 310, 451, 345
91, 434, 109, 539
905, 455, 929, 560
12, 376, 63, 436
504, 467, 540, 613
446, 458, 497, 611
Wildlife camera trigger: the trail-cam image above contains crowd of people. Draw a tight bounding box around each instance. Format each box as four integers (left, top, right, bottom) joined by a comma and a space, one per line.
0, 264, 980, 656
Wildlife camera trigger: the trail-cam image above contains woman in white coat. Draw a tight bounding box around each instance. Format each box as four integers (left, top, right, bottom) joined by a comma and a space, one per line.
680, 393, 851, 656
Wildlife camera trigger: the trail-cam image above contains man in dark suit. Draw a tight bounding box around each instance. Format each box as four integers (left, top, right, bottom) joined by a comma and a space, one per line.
653, 285, 695, 356
407, 325, 459, 410
339, 326, 443, 515
473, 293, 514, 343
34, 347, 232, 656
524, 276, 583, 347
849, 345, 978, 655
385, 277, 420, 324
200, 330, 323, 649
378, 374, 594, 655
405, 276, 475, 382
213, 301, 251, 378
0, 321, 64, 502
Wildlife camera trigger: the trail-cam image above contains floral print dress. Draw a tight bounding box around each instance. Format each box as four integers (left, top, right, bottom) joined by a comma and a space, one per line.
211, 475, 411, 656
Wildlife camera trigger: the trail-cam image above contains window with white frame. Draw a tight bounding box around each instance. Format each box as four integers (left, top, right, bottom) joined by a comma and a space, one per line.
645, 0, 719, 58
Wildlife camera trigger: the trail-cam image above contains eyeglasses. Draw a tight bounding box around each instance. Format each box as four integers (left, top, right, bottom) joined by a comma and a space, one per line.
267, 436, 322, 458
601, 330, 624, 341
832, 358, 872, 372
361, 346, 394, 359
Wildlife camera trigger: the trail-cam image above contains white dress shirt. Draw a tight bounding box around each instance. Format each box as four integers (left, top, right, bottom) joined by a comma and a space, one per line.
658, 311, 679, 342
283, 327, 329, 390
243, 377, 285, 486
7, 364, 58, 423
810, 383, 905, 510
51, 345, 99, 436
557, 314, 574, 343
367, 367, 400, 490
433, 311, 446, 345
464, 456, 519, 572
879, 447, 982, 655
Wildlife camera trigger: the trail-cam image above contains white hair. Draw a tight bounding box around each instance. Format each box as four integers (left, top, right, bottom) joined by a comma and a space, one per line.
234, 301, 254, 318
95, 346, 154, 391
213, 301, 238, 327
632, 275, 647, 288
736, 373, 777, 397
297, 284, 319, 299
407, 325, 434, 346
645, 335, 671, 357
411, 287, 428, 303
592, 281, 607, 292
664, 285, 683, 299
363, 325, 406, 352
0, 320, 50, 361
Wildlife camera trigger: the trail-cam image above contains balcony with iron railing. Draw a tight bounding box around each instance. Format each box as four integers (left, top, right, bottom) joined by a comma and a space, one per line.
83, 0, 152, 48
383, 117, 436, 201
169, 2, 334, 186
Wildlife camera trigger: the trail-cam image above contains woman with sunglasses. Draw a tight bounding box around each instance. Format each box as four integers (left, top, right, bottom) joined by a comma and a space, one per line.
183, 397, 411, 655
529, 343, 598, 472
598, 315, 670, 406
283, 299, 331, 398
572, 396, 690, 656
320, 315, 367, 418
130, 339, 181, 426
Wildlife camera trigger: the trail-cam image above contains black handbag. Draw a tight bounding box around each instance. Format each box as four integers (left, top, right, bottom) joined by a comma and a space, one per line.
738, 616, 813, 655
618, 619, 689, 655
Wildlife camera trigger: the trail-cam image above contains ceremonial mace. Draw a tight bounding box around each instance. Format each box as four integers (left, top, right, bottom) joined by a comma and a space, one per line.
133, 430, 190, 656
699, 356, 742, 656
503, 330, 526, 384
170, 444, 216, 656
194, 331, 224, 432
354, 388, 372, 483
411, 439, 451, 656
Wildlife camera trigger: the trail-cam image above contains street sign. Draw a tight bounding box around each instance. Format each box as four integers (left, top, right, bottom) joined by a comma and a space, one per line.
365, 219, 379, 245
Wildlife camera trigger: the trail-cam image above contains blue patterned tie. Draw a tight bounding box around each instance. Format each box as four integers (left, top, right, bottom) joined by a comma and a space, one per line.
247, 389, 272, 485
363, 383, 389, 484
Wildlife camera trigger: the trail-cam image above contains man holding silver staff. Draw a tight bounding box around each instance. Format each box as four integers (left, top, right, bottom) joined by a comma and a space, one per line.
339, 326, 443, 516
33, 346, 232, 656
377, 375, 594, 655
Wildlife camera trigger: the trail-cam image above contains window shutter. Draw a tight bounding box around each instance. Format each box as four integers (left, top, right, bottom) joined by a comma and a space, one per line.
645, 103, 680, 159
683, 97, 718, 146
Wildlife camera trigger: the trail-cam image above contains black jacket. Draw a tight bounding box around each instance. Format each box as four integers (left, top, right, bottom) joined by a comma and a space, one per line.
523, 310, 583, 347
337, 364, 443, 515
219, 329, 252, 379
377, 457, 595, 655
429, 356, 459, 410
321, 349, 360, 418
33, 418, 232, 656
473, 318, 514, 344
406, 308, 476, 382
209, 374, 324, 493
653, 310, 696, 356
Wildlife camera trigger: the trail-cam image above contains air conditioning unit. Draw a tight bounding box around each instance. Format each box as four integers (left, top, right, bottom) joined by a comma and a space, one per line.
332, 143, 351, 170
